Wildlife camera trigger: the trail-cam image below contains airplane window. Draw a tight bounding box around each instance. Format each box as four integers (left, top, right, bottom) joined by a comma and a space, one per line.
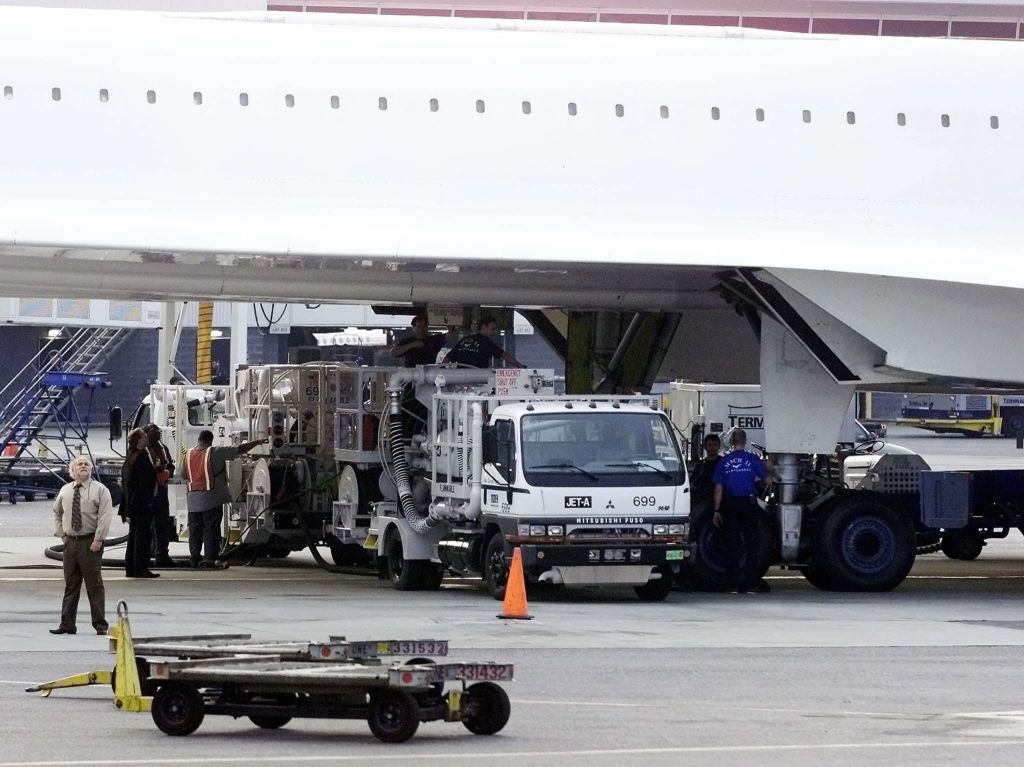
3, 86, 11, 100
711, 107, 720, 120
846, 111, 856, 124
239, 92, 249, 107
330, 95, 340, 109
147, 90, 156, 104
941, 113, 950, 127
568, 102, 578, 116
99, 89, 109, 103
990, 115, 999, 129
660, 105, 669, 119
802, 109, 811, 123
193, 91, 203, 106
378, 97, 388, 111
522, 101, 531, 114
615, 104, 624, 117
476, 99, 485, 113
51, 87, 61, 102
429, 98, 439, 112
285, 94, 295, 108
897, 112, 906, 126
755, 108, 765, 122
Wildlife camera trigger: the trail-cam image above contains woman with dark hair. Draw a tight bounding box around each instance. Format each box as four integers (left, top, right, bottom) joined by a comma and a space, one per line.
121, 428, 159, 578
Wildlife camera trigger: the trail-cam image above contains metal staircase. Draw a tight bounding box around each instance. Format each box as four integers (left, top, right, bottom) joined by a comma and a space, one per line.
0, 326, 132, 473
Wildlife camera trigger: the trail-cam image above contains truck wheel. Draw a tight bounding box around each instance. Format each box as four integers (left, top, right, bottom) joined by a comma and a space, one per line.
800, 565, 837, 591
384, 532, 435, 591
940, 531, 985, 561
151, 682, 205, 736
462, 682, 511, 735
368, 689, 420, 743
482, 534, 510, 601
687, 503, 773, 591
249, 715, 291, 729
814, 496, 915, 591
634, 566, 673, 602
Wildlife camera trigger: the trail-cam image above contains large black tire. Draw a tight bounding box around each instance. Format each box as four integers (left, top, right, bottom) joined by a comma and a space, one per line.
634, 566, 674, 602
482, 533, 510, 601
941, 530, 985, 561
462, 682, 511, 736
368, 689, 420, 743
151, 682, 205, 736
249, 715, 291, 729
685, 501, 773, 591
813, 495, 915, 592
384, 531, 438, 591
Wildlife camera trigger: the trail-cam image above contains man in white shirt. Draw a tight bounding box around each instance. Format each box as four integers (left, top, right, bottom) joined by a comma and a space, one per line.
51, 457, 114, 635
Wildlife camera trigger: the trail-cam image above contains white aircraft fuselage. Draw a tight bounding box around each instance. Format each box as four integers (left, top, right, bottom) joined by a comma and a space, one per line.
1, 7, 1022, 442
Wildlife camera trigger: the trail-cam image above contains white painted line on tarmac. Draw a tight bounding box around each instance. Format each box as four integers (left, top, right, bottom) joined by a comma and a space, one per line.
514, 698, 928, 719
3, 740, 1024, 766
0, 679, 36, 686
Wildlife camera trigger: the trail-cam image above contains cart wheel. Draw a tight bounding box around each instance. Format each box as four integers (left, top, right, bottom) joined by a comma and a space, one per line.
249, 715, 291, 729
110, 656, 158, 697
23, 492, 36, 502
462, 681, 511, 735
367, 689, 420, 743
151, 682, 205, 736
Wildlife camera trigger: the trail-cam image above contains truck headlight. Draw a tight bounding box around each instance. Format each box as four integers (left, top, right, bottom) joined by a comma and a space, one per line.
517, 524, 531, 537
653, 524, 668, 535
669, 524, 686, 535
529, 525, 546, 536
547, 525, 564, 536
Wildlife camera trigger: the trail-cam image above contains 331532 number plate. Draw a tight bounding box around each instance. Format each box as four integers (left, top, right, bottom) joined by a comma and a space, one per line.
377, 640, 450, 656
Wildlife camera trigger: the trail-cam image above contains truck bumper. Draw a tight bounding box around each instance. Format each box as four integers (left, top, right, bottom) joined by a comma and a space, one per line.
517, 543, 691, 575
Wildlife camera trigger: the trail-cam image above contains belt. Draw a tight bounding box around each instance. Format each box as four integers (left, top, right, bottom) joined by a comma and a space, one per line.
67, 533, 96, 540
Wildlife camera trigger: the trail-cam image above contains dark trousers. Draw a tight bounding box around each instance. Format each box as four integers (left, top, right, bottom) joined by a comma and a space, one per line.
188, 506, 223, 565
125, 507, 155, 576
722, 496, 761, 591
60, 535, 106, 631
152, 499, 176, 561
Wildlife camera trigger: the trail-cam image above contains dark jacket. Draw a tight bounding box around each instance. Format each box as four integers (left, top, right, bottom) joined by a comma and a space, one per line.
146, 442, 174, 517
120, 448, 157, 520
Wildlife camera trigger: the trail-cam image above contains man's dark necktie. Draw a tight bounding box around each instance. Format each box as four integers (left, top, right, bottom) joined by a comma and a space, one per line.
71, 484, 82, 533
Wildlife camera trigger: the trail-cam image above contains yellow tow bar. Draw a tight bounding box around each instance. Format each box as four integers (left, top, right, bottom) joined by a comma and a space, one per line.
26, 600, 152, 713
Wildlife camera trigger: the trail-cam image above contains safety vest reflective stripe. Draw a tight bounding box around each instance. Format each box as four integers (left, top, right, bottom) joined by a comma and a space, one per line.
187, 448, 211, 492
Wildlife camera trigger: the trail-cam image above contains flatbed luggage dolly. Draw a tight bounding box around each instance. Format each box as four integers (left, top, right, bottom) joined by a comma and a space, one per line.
124, 604, 512, 742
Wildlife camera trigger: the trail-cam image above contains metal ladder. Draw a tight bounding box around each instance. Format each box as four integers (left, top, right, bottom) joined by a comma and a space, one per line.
0, 326, 133, 467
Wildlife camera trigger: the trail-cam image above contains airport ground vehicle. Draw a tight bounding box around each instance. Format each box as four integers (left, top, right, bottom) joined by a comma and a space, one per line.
898, 393, 1024, 438
666, 382, 1023, 589
129, 364, 691, 599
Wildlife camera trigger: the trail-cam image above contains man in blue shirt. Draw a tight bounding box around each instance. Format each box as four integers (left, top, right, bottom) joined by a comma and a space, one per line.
712, 429, 770, 594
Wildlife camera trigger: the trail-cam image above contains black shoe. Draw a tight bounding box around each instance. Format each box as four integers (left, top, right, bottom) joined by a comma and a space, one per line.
199, 561, 229, 570
96, 627, 108, 635
49, 627, 76, 635
137, 571, 160, 578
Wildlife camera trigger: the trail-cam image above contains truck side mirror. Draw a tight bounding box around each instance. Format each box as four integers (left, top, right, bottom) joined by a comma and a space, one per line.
109, 406, 123, 443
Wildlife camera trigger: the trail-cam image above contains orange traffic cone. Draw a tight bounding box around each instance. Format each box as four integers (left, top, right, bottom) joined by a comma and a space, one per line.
497, 547, 533, 620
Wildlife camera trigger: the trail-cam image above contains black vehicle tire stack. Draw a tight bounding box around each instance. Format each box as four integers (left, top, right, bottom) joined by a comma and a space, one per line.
384, 531, 440, 591
249, 715, 292, 729
684, 501, 774, 591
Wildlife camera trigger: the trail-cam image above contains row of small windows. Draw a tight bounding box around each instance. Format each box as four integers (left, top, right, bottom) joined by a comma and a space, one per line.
0, 86, 1004, 128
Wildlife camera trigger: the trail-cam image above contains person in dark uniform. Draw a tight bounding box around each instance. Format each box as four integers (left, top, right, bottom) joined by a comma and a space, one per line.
690, 433, 722, 509
444, 316, 523, 368
712, 429, 769, 594
143, 423, 175, 568
391, 314, 446, 367
121, 428, 159, 578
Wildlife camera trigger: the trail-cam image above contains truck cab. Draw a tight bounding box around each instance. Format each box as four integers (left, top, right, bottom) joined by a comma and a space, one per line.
477, 401, 691, 600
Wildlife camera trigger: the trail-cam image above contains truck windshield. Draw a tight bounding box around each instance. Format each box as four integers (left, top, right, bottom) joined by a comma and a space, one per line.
521, 412, 685, 487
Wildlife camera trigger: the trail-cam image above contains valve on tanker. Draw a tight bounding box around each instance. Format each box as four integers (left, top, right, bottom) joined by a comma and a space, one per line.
271, 410, 287, 449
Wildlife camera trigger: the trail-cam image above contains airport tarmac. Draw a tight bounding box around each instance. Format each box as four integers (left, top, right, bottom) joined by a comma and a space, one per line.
2, 427, 1024, 766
